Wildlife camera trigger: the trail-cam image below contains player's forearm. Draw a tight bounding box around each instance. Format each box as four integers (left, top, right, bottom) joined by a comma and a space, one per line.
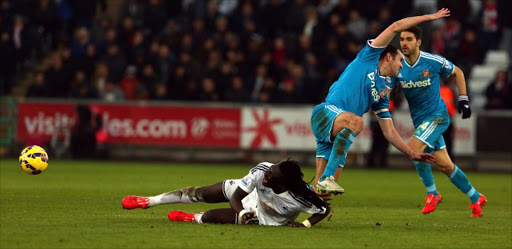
307, 205, 331, 227
373, 9, 449, 48
391, 15, 434, 33
230, 188, 248, 213
384, 128, 415, 158
453, 66, 468, 95
378, 118, 415, 157
230, 199, 244, 213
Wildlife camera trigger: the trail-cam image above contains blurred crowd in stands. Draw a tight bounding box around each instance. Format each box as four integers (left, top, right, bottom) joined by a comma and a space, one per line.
1, 0, 511, 109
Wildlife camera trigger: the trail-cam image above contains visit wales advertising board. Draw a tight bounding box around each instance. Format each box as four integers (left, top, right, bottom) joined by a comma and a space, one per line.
17, 102, 240, 148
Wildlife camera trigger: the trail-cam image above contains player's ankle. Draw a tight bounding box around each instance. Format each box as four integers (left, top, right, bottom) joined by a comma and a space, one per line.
147, 196, 159, 207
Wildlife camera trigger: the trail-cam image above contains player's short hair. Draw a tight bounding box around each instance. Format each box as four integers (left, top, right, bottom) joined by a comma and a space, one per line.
379, 44, 400, 61
403, 26, 422, 40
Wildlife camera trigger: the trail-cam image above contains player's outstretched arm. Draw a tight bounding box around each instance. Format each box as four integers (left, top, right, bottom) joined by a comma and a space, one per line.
372, 8, 450, 48
377, 118, 435, 164
287, 205, 332, 228
452, 65, 472, 119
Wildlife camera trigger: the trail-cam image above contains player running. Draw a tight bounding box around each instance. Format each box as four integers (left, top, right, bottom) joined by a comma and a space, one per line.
312, 9, 450, 197
122, 159, 330, 227
386, 26, 486, 217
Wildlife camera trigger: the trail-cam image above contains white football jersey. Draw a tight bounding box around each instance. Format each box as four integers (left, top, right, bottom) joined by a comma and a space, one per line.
237, 162, 327, 226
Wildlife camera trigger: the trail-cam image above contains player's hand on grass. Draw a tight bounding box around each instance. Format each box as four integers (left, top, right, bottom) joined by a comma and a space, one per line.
428, 8, 450, 21
287, 219, 305, 227
458, 95, 471, 119
411, 153, 435, 164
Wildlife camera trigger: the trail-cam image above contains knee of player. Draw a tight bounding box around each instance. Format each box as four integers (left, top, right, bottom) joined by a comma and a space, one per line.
436, 162, 454, 174
347, 115, 364, 134
333, 113, 363, 135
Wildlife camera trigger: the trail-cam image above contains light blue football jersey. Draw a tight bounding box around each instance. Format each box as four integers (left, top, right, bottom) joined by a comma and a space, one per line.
388, 51, 454, 126
325, 40, 392, 119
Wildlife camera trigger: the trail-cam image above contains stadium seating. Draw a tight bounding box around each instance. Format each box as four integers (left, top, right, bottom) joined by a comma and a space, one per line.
469, 51, 509, 109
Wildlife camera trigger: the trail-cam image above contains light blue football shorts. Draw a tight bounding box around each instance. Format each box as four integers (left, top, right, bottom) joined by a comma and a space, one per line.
412, 114, 450, 154
311, 102, 345, 160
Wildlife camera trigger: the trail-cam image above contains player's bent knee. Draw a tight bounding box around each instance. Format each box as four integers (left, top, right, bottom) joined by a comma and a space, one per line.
436, 162, 454, 174
343, 114, 363, 134
333, 112, 363, 135
351, 116, 364, 134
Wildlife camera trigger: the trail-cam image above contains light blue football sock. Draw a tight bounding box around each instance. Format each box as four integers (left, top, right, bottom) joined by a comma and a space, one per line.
448, 164, 480, 203
413, 161, 438, 196
320, 127, 356, 181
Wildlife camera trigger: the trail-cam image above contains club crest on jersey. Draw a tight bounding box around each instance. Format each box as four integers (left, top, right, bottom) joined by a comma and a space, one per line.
380, 89, 386, 99
422, 69, 431, 77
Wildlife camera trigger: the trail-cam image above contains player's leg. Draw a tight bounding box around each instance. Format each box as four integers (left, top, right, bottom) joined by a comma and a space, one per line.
149, 182, 228, 205
323, 112, 363, 177
316, 112, 363, 194
122, 182, 228, 209
433, 147, 486, 217
408, 136, 439, 197
310, 104, 360, 194
408, 116, 449, 214
168, 208, 238, 224
201, 208, 238, 224
409, 136, 443, 214
313, 157, 342, 200
314, 158, 328, 188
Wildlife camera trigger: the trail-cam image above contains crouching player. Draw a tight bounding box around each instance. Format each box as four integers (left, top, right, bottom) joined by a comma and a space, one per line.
122, 160, 330, 227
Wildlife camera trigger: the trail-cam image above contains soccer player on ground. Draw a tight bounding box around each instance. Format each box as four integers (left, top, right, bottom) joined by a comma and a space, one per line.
312, 10, 451, 197
386, 25, 486, 217
122, 160, 330, 227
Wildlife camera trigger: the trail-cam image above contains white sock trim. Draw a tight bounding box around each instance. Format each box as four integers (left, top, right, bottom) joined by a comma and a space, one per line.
449, 166, 459, 179
148, 196, 159, 207
194, 213, 204, 224
465, 187, 476, 198
426, 184, 437, 193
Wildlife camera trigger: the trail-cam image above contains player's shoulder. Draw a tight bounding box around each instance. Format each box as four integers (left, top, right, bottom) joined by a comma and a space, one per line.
419, 51, 446, 65
250, 162, 273, 174
288, 190, 316, 209
351, 60, 377, 73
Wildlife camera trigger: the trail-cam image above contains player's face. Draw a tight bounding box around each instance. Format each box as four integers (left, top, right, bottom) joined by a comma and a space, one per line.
400, 32, 420, 56
390, 51, 403, 77
262, 166, 283, 188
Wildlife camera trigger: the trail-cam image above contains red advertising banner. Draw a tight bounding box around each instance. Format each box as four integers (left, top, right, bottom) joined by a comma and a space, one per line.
17, 102, 241, 147
17, 102, 77, 143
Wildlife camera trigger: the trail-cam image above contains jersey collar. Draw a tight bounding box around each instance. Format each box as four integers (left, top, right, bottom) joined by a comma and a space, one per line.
403, 51, 421, 68
375, 68, 387, 79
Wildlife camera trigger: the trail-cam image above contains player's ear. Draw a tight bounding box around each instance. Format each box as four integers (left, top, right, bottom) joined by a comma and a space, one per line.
417, 38, 422, 47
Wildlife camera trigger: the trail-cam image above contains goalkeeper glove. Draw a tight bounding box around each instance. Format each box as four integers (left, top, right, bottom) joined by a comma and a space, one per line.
458, 95, 471, 119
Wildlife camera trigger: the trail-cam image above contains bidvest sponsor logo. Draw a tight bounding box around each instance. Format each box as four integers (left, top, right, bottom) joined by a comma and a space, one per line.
400, 78, 431, 88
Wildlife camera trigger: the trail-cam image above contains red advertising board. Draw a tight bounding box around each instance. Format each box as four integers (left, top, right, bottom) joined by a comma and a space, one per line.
17, 102, 241, 147
17, 102, 77, 143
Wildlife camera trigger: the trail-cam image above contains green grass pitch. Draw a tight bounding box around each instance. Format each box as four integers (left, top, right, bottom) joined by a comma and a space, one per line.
1, 159, 511, 249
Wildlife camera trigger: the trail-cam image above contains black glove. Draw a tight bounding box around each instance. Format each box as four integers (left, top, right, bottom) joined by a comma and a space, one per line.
458, 95, 471, 119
